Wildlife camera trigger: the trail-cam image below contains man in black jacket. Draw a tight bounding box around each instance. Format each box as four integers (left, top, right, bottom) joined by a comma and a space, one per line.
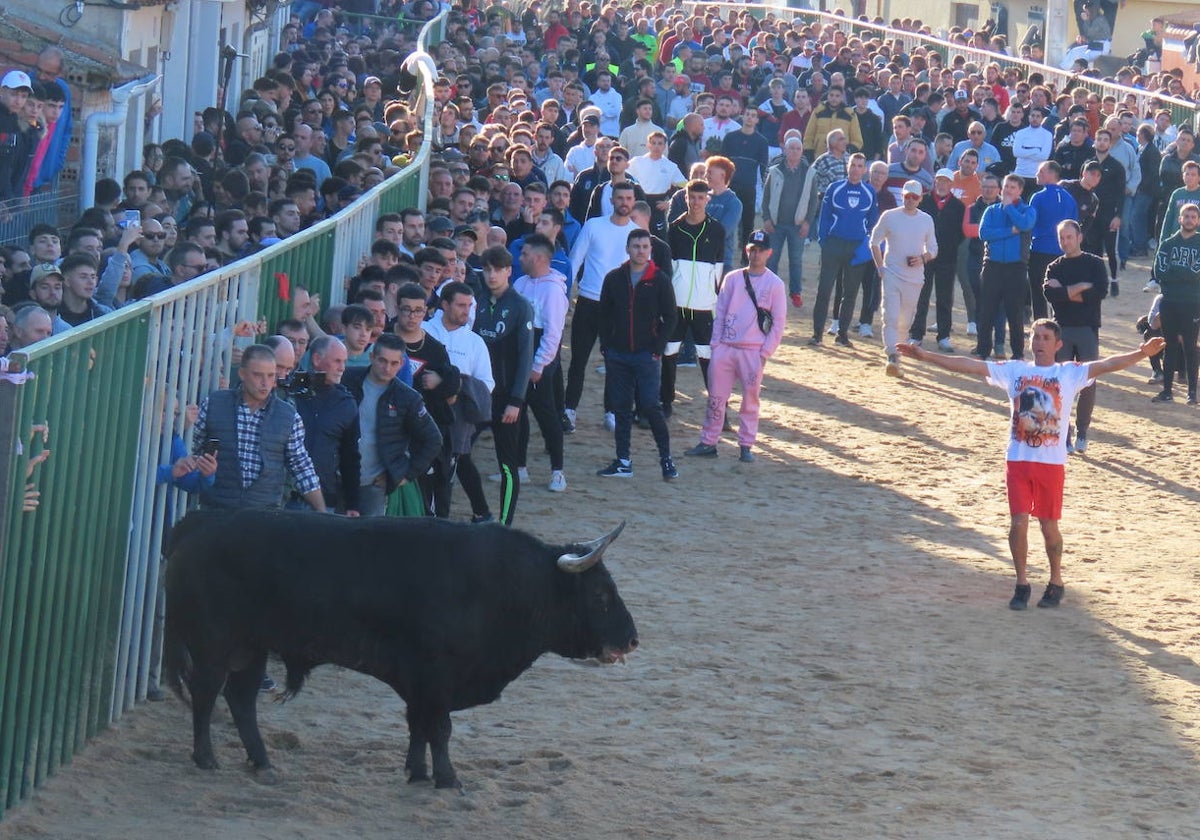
473, 246, 535, 525
392, 282, 461, 517
1052, 120, 1094, 182
596, 228, 679, 481
342, 333, 443, 517
0, 71, 34, 202
294, 336, 361, 515
910, 170, 966, 350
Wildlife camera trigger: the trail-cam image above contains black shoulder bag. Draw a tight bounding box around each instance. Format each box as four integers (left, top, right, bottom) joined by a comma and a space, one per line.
743, 270, 773, 335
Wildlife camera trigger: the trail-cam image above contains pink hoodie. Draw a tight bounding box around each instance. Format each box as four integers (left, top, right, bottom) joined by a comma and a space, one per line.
712, 266, 787, 356
513, 269, 569, 374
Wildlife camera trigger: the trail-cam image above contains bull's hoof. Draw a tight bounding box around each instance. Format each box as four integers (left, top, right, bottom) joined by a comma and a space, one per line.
252, 766, 280, 785
193, 752, 219, 770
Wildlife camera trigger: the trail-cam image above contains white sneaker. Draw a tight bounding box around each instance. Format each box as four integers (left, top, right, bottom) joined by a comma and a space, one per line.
827, 319, 840, 336
1143, 280, 1161, 293
937, 338, 954, 353
565, 408, 577, 427
604, 411, 616, 431
858, 322, 874, 338
595, 363, 606, 374
548, 470, 567, 492
966, 321, 978, 336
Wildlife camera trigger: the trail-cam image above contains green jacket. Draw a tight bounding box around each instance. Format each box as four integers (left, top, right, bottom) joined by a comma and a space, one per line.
1154, 230, 1200, 305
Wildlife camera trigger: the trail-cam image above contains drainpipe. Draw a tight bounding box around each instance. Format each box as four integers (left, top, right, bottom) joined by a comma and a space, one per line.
79, 73, 161, 216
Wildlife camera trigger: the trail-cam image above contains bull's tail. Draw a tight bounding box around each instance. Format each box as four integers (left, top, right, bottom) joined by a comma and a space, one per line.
277, 655, 314, 703
161, 615, 193, 708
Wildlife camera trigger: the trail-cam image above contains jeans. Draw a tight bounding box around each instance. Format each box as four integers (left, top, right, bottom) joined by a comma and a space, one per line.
1118, 195, 1134, 261
858, 263, 880, 325
975, 261, 1028, 359
1128, 193, 1155, 255
566, 297, 601, 411
1027, 251, 1056, 321
767, 222, 807, 295
813, 237, 863, 338
606, 349, 670, 463
1160, 299, 1200, 398
733, 183, 758, 253
358, 482, 387, 517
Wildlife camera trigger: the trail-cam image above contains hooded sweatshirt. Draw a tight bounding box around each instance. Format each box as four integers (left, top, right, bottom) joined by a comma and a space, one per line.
514, 269, 569, 375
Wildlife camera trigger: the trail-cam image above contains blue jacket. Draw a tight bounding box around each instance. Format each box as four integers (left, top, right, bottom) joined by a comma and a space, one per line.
818, 179, 878, 244
980, 201, 1036, 264
32, 78, 71, 190
1029, 184, 1078, 255
705, 188, 743, 270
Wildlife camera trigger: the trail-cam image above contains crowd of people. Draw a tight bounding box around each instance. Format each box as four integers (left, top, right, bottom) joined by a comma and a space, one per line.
3, 1, 1200, 616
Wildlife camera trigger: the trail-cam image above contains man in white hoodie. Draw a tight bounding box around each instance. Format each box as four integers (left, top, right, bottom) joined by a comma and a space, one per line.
513, 234, 569, 492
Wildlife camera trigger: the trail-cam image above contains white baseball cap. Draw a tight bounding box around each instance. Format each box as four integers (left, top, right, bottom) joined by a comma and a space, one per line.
1, 70, 32, 91
901, 180, 924, 197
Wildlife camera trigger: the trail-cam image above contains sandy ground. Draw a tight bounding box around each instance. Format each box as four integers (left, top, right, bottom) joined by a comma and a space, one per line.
4, 250, 1200, 839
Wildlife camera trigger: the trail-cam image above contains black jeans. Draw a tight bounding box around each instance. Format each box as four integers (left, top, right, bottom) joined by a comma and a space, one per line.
661, 307, 713, 409
909, 259, 957, 341
858, 263, 881, 325
1160, 299, 1200, 397
607, 348, 670, 463
1027, 251, 1055, 321
565, 297, 601, 411
733, 183, 757, 253
975, 261, 1028, 359
814, 236, 862, 338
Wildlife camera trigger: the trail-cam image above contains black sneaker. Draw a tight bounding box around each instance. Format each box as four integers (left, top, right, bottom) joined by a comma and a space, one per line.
660, 457, 678, 481
560, 411, 575, 434
597, 459, 633, 478
806, 336, 821, 346
738, 446, 755, 462
685, 442, 718, 457
1037, 583, 1065, 608
834, 334, 853, 348
1188, 394, 1198, 406
470, 513, 494, 524
1151, 390, 1174, 403
1110, 281, 1120, 297
260, 674, 277, 692
1009, 583, 1032, 610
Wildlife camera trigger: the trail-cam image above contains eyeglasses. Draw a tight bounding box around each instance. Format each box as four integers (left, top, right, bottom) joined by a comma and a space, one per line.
398, 306, 427, 316
609, 155, 628, 162
336, 82, 350, 89
969, 130, 984, 135
451, 168, 470, 175
142, 232, 167, 240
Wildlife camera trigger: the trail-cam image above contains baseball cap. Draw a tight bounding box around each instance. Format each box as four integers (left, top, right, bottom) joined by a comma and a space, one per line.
1, 70, 32, 91
337, 185, 362, 201
902, 180, 924, 197
934, 168, 955, 180
362, 75, 382, 87
582, 114, 600, 126
454, 225, 478, 240
954, 90, 969, 101
747, 230, 770, 248
30, 263, 63, 285
427, 216, 456, 234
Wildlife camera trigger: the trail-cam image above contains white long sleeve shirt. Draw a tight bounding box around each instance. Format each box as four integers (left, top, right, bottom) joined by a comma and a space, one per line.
568, 215, 637, 301
424, 317, 494, 392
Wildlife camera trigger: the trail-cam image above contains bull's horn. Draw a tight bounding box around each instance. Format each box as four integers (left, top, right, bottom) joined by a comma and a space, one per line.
557, 521, 626, 573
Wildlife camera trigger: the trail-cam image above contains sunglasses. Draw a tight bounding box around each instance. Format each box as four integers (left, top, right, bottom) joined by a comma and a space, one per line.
142, 232, 167, 240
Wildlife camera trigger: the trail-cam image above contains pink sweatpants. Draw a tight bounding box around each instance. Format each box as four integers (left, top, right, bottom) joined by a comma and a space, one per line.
701, 344, 764, 447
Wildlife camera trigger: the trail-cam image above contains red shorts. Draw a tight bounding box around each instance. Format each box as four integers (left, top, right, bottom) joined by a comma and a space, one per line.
1006, 461, 1065, 519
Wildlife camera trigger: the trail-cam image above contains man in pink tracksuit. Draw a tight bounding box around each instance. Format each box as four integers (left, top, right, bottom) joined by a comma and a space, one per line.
684, 230, 787, 462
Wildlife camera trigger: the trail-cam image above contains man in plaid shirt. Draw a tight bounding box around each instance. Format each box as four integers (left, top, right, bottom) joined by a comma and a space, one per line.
192, 344, 326, 512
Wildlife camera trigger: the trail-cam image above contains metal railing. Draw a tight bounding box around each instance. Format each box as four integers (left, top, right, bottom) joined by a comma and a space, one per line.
687, 1, 1200, 128
0, 190, 79, 248
0, 8, 444, 818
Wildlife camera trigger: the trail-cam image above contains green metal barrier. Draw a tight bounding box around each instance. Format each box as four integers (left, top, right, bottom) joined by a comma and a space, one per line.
0, 7, 445, 820
0, 309, 150, 808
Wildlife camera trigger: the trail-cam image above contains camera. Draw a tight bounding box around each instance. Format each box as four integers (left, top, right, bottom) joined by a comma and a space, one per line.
277, 370, 325, 398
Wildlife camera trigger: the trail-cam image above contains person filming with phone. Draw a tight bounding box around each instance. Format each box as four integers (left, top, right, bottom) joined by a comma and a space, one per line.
191, 343, 327, 512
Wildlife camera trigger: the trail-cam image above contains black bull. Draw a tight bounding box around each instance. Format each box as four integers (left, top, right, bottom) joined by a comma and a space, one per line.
163, 510, 638, 789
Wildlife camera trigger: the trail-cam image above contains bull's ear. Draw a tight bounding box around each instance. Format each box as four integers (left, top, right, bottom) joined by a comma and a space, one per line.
556, 521, 626, 574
